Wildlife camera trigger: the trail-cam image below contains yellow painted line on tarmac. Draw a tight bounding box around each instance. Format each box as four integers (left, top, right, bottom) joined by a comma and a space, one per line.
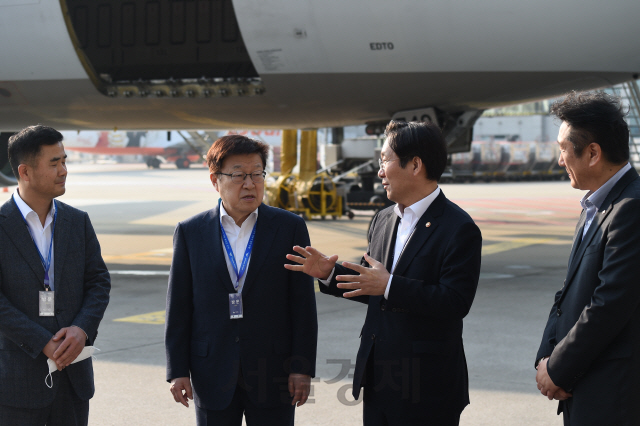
103, 248, 173, 264
106, 237, 561, 265
113, 286, 323, 325
113, 310, 166, 325
482, 238, 555, 256
111, 239, 557, 325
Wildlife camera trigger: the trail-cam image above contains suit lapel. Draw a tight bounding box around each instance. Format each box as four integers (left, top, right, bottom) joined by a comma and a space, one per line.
381, 212, 400, 271
53, 201, 70, 291
564, 168, 639, 286
242, 204, 277, 296
199, 206, 236, 294
565, 200, 613, 285
0, 199, 44, 283
568, 210, 586, 265
392, 191, 446, 276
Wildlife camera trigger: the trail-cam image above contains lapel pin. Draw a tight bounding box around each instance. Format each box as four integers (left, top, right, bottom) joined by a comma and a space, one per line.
425, 222, 431, 228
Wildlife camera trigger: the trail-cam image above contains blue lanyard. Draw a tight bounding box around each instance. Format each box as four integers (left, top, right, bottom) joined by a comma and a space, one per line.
218, 199, 257, 291
13, 197, 57, 291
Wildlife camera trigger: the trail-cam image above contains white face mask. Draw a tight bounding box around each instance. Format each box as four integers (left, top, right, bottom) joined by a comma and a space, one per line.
45, 346, 99, 388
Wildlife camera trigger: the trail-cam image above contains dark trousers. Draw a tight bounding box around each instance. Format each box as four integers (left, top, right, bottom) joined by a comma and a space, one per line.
195, 373, 294, 426
362, 386, 460, 426
0, 371, 89, 426
362, 351, 460, 426
562, 399, 571, 426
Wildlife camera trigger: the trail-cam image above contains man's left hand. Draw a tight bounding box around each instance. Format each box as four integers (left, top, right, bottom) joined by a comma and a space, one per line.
288, 373, 311, 407
337, 253, 390, 298
52, 327, 86, 369
536, 357, 572, 400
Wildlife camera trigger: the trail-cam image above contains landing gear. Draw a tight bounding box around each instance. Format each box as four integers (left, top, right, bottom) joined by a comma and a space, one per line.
175, 157, 191, 169
146, 157, 161, 169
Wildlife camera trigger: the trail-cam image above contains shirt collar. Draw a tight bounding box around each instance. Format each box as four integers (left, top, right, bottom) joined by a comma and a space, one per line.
13, 190, 56, 221
580, 163, 632, 210
394, 187, 441, 220
219, 200, 259, 226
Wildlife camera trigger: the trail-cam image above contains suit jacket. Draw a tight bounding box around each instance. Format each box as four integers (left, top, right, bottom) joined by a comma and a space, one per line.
0, 198, 111, 409
320, 191, 482, 417
536, 168, 640, 425
165, 203, 318, 410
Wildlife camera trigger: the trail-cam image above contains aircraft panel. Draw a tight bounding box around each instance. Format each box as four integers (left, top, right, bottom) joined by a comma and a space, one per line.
235, 0, 640, 74
0, 0, 86, 80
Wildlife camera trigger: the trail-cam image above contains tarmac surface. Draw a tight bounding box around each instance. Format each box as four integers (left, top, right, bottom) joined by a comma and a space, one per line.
1, 162, 584, 426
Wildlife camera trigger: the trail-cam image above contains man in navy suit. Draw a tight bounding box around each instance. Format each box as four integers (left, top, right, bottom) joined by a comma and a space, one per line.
0, 125, 110, 426
165, 134, 317, 426
536, 91, 640, 425
286, 121, 482, 426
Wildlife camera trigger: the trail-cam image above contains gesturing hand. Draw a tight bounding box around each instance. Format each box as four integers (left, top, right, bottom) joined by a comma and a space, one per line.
336, 253, 390, 298
285, 246, 338, 280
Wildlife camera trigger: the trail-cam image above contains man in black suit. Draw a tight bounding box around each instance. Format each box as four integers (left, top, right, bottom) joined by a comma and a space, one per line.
535, 91, 640, 425
165, 134, 317, 426
0, 125, 111, 426
286, 121, 482, 425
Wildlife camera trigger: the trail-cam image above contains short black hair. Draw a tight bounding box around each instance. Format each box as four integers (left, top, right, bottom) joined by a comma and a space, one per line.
206, 134, 269, 174
384, 120, 447, 181
8, 125, 64, 180
550, 91, 629, 164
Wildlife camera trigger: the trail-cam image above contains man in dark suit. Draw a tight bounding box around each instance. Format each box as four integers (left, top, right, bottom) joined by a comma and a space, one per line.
0, 125, 111, 426
535, 91, 640, 425
286, 121, 482, 425
165, 135, 317, 426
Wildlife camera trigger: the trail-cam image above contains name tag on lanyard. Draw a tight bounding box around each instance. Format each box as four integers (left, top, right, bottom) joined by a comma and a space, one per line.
13, 197, 58, 316
219, 200, 257, 320
229, 293, 243, 319
39, 290, 55, 316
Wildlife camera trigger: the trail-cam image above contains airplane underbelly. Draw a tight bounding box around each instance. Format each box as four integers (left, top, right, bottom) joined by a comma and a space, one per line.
0, 70, 631, 131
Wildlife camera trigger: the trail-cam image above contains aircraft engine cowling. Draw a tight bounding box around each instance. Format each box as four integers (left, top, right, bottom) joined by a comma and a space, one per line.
60, 0, 263, 99
0, 133, 17, 187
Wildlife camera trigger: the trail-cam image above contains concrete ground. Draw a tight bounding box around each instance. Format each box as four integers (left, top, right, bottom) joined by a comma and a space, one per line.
1, 162, 582, 425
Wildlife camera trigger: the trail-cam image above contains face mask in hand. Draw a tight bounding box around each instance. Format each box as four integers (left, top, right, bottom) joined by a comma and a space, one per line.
46, 346, 99, 388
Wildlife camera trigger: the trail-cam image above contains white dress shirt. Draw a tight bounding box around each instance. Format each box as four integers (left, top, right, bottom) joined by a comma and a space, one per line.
220, 202, 258, 293
13, 191, 88, 338
580, 163, 631, 239
13, 191, 56, 290
321, 187, 441, 299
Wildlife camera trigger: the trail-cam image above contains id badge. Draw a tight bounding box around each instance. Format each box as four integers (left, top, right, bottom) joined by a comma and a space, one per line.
39, 291, 55, 317
229, 293, 243, 319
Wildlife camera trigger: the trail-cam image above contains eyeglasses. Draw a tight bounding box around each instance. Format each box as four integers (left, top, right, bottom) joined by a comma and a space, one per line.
378, 158, 399, 170
217, 171, 266, 184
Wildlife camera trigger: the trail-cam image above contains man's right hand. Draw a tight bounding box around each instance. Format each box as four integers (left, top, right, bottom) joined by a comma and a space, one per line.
170, 377, 193, 407
42, 337, 63, 371
285, 246, 338, 280
551, 388, 573, 401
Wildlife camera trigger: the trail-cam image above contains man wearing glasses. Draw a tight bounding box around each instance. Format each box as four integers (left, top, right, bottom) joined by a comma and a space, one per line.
165, 135, 318, 426
286, 121, 482, 425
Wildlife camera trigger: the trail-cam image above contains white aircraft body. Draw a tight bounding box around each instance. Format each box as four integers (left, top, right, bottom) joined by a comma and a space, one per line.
1, 0, 638, 131
0, 0, 639, 184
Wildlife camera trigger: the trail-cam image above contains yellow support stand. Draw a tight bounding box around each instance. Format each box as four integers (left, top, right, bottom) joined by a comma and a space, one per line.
266, 129, 343, 220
